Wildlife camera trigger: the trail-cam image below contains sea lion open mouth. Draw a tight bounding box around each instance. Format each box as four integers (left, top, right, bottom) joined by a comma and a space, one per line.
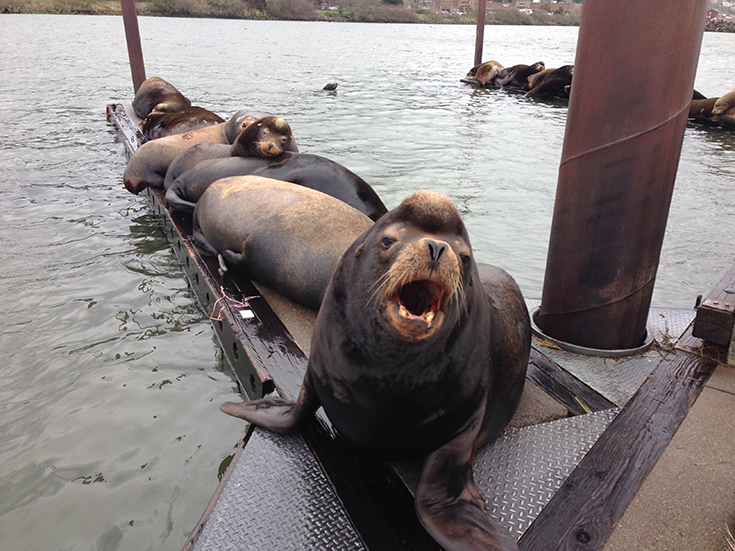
395, 279, 445, 325
385, 278, 449, 340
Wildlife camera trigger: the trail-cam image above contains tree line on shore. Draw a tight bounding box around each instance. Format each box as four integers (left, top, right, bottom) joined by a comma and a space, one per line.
1, 0, 583, 24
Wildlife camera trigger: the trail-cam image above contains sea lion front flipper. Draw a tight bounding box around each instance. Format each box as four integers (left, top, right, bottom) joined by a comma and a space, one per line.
220, 373, 320, 434
415, 408, 519, 551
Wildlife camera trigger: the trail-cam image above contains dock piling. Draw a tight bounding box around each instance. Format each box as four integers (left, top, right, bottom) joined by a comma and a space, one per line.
536, 0, 708, 351
120, 0, 146, 93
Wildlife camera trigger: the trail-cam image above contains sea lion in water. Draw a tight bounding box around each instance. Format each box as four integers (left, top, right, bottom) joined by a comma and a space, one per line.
192, 176, 374, 310
496, 62, 545, 89
221, 190, 529, 551
132, 76, 191, 119
524, 65, 574, 99
123, 109, 265, 194
165, 151, 387, 221
139, 106, 225, 140
467, 60, 505, 86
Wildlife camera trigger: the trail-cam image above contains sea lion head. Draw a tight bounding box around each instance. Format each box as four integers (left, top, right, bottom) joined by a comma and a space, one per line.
712, 89, 735, 116
224, 110, 273, 143
356, 190, 475, 343
230, 116, 293, 158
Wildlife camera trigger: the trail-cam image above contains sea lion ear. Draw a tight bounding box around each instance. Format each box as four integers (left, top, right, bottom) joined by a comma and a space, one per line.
354, 243, 364, 258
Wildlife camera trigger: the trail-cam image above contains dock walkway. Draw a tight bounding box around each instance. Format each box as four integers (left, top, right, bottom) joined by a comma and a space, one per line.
107, 103, 734, 551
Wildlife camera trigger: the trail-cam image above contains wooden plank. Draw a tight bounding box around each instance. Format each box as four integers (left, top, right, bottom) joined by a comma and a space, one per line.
693, 263, 735, 345
517, 347, 718, 551
528, 348, 617, 414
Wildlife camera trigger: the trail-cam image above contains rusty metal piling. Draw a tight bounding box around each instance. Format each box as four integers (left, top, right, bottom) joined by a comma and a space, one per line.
536, 0, 708, 350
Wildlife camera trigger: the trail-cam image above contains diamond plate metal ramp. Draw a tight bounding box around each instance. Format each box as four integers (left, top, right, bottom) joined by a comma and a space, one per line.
192, 428, 366, 551
393, 408, 619, 540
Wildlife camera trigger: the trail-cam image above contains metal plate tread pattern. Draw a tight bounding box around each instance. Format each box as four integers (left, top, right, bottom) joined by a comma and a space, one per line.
192, 428, 366, 551
393, 408, 619, 540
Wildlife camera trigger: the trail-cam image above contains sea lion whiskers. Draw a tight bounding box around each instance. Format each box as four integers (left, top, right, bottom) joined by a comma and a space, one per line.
366, 270, 394, 307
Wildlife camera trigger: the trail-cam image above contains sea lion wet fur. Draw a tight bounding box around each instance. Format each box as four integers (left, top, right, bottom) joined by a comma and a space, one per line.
192, 176, 374, 310
220, 190, 529, 551
123, 109, 265, 194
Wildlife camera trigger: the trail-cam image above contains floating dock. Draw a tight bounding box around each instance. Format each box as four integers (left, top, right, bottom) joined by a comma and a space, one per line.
107, 103, 732, 551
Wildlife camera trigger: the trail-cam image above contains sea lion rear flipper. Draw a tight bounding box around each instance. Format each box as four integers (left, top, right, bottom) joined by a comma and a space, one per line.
415, 408, 519, 551
220, 373, 320, 434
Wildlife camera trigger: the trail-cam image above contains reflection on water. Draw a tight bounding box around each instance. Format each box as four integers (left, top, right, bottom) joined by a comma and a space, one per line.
0, 14, 734, 551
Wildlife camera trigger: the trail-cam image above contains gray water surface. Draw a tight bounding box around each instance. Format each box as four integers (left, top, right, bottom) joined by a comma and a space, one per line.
0, 14, 734, 551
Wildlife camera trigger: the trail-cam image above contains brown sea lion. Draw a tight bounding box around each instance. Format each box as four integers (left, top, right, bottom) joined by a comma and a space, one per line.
467, 60, 505, 86
123, 109, 263, 194
712, 87, 735, 129
131, 76, 191, 120
161, 112, 295, 190
496, 62, 545, 89
139, 106, 225, 140
220, 190, 530, 551
192, 176, 374, 310
688, 97, 719, 123
524, 65, 574, 99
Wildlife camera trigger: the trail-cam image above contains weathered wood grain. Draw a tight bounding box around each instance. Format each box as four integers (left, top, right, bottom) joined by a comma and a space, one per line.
517, 349, 718, 551
528, 348, 617, 414
693, 263, 735, 346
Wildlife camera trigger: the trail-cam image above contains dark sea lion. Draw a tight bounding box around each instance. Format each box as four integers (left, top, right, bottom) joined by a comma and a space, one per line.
165, 152, 388, 222
323, 82, 338, 91
220, 190, 529, 551
192, 176, 374, 310
525, 67, 554, 90
496, 61, 545, 89
467, 60, 504, 86
162, 111, 292, 190
123, 109, 260, 194
524, 65, 573, 97
132, 76, 191, 119
139, 106, 225, 140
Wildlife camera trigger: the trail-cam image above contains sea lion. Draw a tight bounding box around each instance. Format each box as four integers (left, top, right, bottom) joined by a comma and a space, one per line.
524, 66, 574, 99
139, 106, 225, 140
524, 65, 574, 99
467, 60, 504, 86
123, 109, 263, 194
712, 87, 735, 129
132, 76, 191, 119
165, 152, 388, 222
162, 112, 294, 190
220, 190, 530, 551
192, 176, 374, 310
496, 61, 545, 89
323, 82, 338, 91
688, 97, 719, 125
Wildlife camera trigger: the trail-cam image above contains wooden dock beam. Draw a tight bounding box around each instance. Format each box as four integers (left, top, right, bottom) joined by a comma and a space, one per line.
693, 263, 735, 365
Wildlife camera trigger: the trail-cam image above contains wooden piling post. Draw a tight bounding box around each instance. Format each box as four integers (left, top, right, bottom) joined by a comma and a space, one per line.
474, 0, 486, 66
120, 0, 146, 93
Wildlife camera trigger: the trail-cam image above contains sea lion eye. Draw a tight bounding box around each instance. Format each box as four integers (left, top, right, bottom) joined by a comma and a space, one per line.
460, 254, 471, 266
381, 236, 396, 249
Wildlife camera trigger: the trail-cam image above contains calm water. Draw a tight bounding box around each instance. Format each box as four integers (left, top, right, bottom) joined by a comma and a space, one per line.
1, 14, 734, 551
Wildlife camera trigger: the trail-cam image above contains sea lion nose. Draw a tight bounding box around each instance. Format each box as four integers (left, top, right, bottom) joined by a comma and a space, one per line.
426, 239, 447, 272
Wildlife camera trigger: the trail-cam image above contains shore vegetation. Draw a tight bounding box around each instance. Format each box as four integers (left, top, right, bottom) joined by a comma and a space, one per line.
0, 0, 584, 25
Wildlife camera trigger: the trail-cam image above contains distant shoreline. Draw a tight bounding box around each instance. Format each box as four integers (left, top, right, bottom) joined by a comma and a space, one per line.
0, 0, 579, 25
2, 2, 729, 32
